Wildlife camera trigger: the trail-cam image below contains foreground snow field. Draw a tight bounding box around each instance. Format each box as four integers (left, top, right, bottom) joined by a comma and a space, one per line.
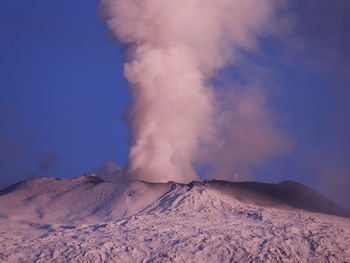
0, 175, 349, 262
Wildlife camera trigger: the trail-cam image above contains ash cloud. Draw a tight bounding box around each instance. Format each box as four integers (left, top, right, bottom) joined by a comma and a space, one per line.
27, 153, 61, 178
0, 147, 60, 189
0, 102, 61, 189
91, 160, 124, 182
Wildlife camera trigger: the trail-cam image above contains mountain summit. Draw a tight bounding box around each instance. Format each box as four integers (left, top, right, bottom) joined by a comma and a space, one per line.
0, 176, 349, 262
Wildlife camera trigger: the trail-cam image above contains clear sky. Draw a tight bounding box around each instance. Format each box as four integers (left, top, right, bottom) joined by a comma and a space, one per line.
1, 0, 349, 208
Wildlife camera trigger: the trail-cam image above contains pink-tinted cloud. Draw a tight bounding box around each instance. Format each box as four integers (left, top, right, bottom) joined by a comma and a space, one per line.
199, 86, 292, 181
99, 0, 288, 183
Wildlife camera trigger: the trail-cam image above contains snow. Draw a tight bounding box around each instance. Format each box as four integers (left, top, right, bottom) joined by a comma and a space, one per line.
0, 176, 349, 262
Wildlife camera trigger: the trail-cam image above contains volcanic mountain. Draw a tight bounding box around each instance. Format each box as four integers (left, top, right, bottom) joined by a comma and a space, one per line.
0, 175, 349, 262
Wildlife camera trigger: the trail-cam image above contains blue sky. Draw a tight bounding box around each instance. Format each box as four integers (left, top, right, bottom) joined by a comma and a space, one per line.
1, 1, 349, 208
0, 0, 129, 179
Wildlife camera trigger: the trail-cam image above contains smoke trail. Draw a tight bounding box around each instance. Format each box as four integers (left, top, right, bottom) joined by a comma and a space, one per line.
99, 0, 287, 183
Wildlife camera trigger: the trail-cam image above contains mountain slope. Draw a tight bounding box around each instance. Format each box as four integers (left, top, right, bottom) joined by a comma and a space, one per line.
0, 174, 171, 224
0, 176, 349, 262
208, 180, 350, 218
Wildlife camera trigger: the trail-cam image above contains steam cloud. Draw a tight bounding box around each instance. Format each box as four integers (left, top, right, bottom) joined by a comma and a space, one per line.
99, 0, 289, 183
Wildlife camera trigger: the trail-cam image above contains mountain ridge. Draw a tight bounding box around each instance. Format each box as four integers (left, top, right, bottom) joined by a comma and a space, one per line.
0, 175, 349, 262
0, 175, 349, 224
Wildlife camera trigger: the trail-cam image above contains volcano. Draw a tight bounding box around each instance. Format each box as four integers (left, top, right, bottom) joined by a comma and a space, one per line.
0, 175, 349, 262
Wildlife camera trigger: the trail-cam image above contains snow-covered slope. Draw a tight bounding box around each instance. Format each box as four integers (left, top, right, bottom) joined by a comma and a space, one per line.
0, 176, 349, 262
0, 174, 170, 224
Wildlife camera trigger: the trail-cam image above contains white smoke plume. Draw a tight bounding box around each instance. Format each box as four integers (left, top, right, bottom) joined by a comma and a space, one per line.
99, 0, 288, 183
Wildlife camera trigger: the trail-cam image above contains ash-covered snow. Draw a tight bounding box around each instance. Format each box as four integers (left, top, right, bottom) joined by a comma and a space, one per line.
0, 176, 349, 262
